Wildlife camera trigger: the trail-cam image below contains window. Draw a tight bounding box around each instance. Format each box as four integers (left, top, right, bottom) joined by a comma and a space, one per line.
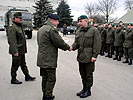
16, 6, 21, 9
8, 6, 13, 10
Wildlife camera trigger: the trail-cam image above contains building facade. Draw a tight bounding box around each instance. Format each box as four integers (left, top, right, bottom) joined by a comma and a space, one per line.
0, 0, 60, 25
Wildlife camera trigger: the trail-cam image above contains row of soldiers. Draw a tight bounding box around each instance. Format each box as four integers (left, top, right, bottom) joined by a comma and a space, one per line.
93, 22, 133, 65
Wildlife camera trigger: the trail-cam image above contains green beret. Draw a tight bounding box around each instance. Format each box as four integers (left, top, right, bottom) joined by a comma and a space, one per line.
128, 23, 132, 26
108, 23, 111, 25
14, 12, 22, 18
78, 15, 88, 21
128, 23, 133, 26
116, 24, 120, 27
119, 21, 123, 23
112, 24, 115, 27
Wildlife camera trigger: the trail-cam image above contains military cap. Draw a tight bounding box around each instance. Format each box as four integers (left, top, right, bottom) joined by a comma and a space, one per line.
14, 12, 22, 18
128, 23, 131, 26
116, 24, 120, 27
128, 23, 133, 26
119, 21, 123, 23
112, 24, 115, 27
78, 15, 88, 21
48, 14, 59, 20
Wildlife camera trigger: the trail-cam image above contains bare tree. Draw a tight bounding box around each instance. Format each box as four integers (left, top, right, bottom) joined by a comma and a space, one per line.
124, 0, 133, 11
85, 2, 105, 23
96, 0, 117, 22
90, 15, 106, 23
85, 3, 97, 17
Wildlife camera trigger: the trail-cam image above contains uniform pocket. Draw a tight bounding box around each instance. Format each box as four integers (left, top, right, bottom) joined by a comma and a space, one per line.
77, 48, 86, 60
17, 44, 23, 47
84, 35, 93, 48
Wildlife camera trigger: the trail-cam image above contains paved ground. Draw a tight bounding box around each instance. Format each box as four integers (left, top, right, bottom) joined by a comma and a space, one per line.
0, 30, 133, 100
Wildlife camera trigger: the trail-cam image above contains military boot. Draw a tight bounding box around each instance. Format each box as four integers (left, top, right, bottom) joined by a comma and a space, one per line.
113, 56, 118, 60
108, 55, 112, 58
123, 58, 129, 63
128, 59, 132, 65
11, 78, 22, 84
42, 94, 55, 100
25, 74, 36, 81
76, 85, 86, 96
79, 87, 91, 98
44, 96, 55, 100
117, 56, 121, 61
105, 54, 109, 57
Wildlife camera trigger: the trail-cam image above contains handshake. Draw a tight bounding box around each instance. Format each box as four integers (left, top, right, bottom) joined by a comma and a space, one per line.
69, 45, 73, 51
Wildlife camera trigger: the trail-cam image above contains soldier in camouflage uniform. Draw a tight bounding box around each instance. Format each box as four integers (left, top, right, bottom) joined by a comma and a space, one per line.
113, 24, 125, 61
98, 24, 107, 55
72, 15, 101, 98
7, 12, 36, 84
37, 14, 71, 100
123, 23, 133, 65
105, 23, 115, 58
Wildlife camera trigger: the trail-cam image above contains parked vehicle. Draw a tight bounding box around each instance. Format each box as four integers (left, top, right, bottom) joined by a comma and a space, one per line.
0, 24, 5, 31
5, 9, 33, 39
66, 26, 76, 34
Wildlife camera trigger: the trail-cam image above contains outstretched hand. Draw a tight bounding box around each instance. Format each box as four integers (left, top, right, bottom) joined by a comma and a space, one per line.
91, 57, 96, 62
14, 53, 19, 56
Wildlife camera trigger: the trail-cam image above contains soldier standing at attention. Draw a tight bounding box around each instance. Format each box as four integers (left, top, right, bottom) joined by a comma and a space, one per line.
71, 15, 101, 98
113, 24, 124, 61
63, 24, 67, 37
37, 14, 71, 100
105, 23, 115, 58
98, 24, 107, 56
123, 23, 133, 65
7, 12, 36, 84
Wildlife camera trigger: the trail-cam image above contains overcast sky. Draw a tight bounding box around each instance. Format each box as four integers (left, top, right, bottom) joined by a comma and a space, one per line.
66, 0, 127, 21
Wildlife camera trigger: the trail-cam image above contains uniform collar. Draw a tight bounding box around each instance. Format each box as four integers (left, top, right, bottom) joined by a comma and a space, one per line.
80, 25, 91, 32
13, 21, 22, 26
45, 20, 56, 29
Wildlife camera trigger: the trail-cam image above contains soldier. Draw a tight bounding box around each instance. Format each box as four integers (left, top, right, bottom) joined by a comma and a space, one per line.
7, 12, 36, 84
105, 23, 115, 58
71, 15, 101, 98
93, 23, 98, 28
62, 24, 67, 37
119, 21, 125, 30
37, 14, 71, 100
99, 24, 107, 55
113, 24, 125, 61
123, 23, 133, 65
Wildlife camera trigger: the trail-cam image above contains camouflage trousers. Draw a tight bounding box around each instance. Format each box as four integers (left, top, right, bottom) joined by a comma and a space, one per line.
11, 54, 29, 79
78, 62, 95, 88
114, 46, 123, 57
124, 48, 133, 59
106, 44, 114, 56
40, 68, 56, 98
